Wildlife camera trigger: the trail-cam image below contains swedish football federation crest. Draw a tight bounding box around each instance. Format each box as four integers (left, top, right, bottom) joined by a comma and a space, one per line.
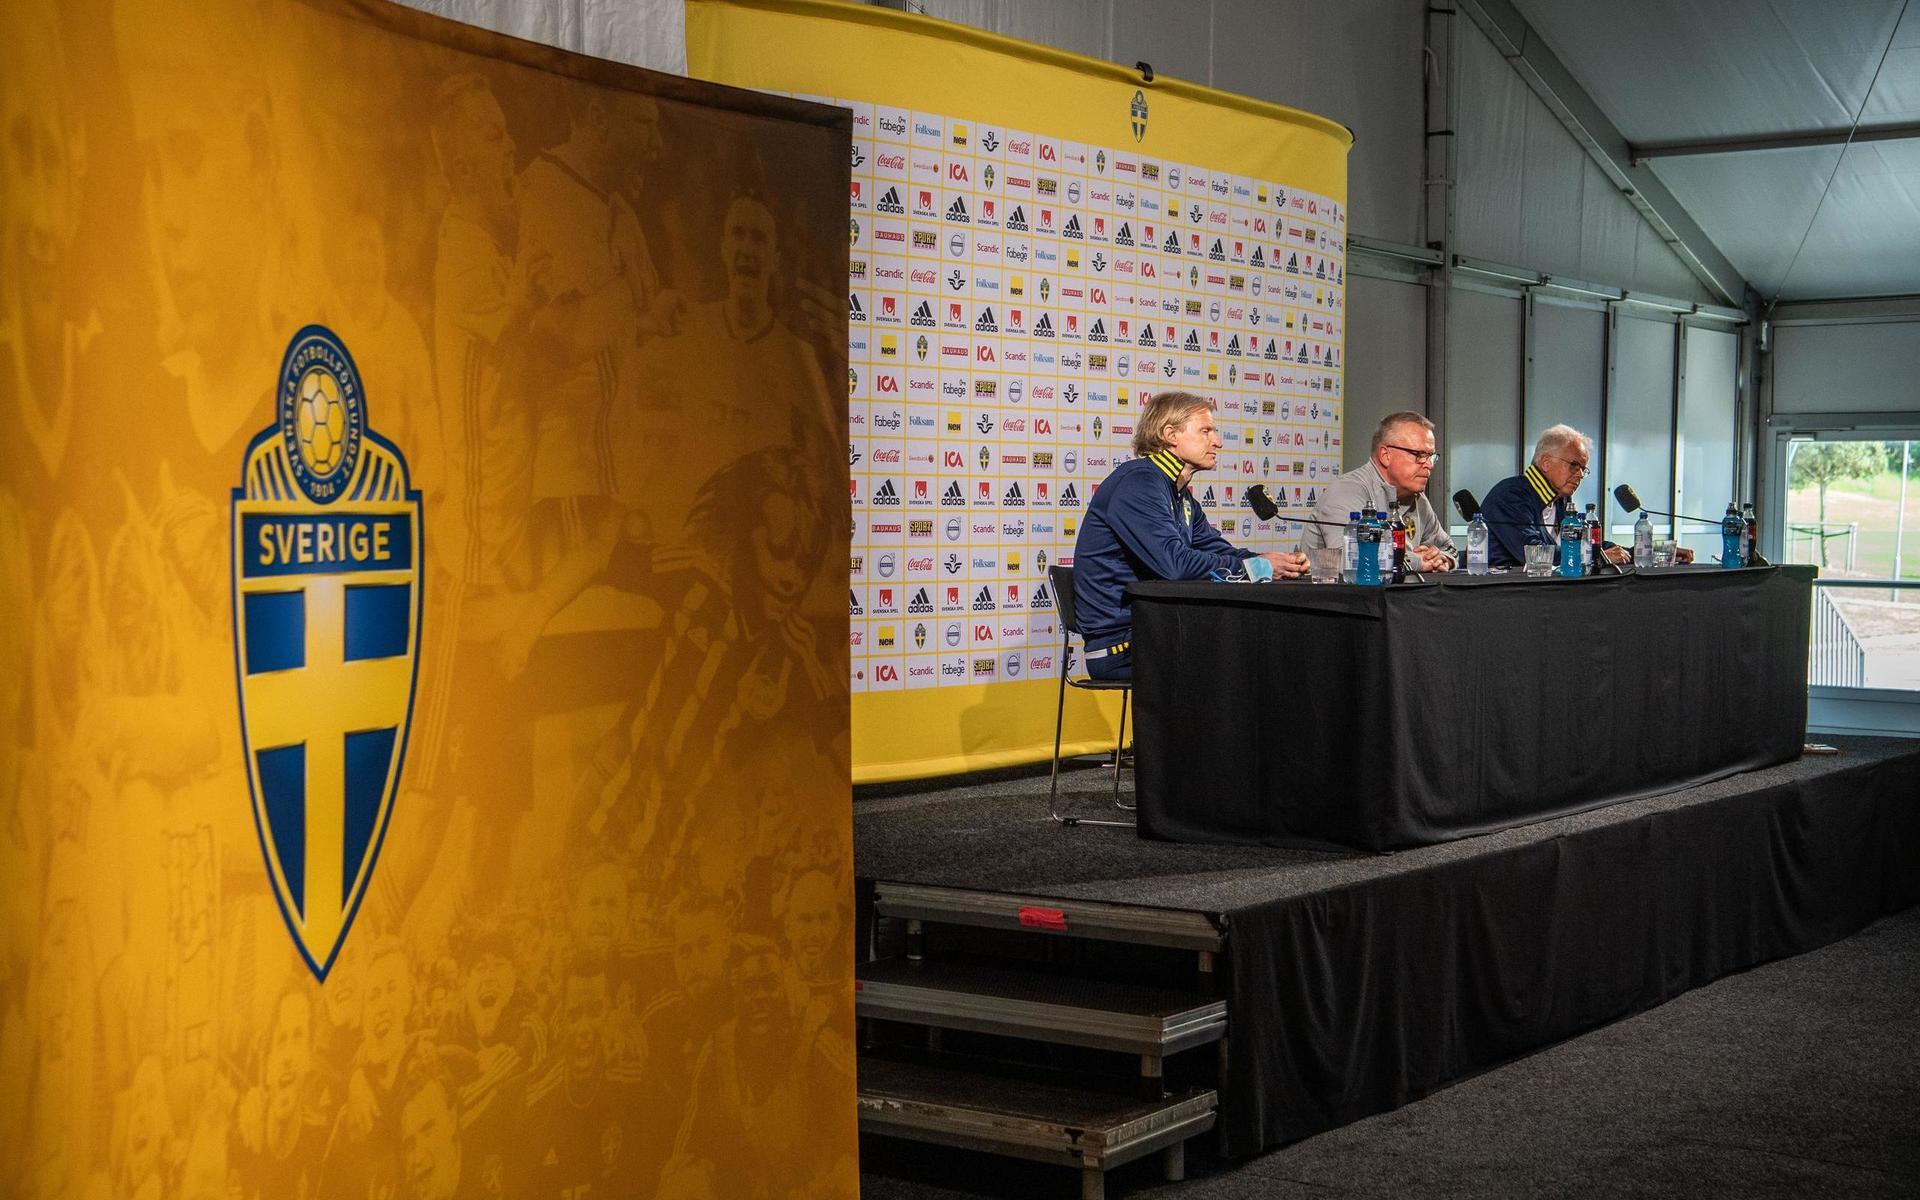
232, 325, 423, 980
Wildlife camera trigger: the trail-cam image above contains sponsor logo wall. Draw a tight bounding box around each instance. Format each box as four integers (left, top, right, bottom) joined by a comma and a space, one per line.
838, 106, 1346, 692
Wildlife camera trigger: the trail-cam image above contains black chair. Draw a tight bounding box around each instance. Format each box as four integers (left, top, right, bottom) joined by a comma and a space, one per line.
1046, 564, 1133, 826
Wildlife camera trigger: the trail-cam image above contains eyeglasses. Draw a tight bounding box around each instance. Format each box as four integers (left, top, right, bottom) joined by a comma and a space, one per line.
1549, 455, 1590, 477
1383, 444, 1437, 465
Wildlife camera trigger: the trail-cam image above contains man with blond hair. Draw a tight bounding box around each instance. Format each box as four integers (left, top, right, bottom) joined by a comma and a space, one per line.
1070, 391, 1307, 681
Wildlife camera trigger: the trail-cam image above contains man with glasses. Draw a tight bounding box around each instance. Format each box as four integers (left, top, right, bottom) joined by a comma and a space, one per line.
1304, 411, 1457, 572
1480, 424, 1635, 569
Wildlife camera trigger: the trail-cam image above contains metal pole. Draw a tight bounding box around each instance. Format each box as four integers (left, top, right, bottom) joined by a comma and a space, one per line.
1896, 441, 1911, 581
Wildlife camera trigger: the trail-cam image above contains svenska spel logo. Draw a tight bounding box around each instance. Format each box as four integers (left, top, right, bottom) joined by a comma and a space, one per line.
232, 325, 423, 980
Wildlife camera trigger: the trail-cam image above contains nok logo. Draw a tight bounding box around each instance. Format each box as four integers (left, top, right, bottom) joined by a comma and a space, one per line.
233, 326, 423, 980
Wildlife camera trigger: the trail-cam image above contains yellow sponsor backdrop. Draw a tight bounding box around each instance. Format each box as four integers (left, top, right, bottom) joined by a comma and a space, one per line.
0, 0, 855, 1196
690, 0, 1351, 782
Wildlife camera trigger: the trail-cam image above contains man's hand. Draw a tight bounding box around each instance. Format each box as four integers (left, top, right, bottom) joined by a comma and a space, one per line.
1261, 551, 1309, 579
1414, 544, 1454, 573
1676, 546, 1697, 564
1603, 545, 1630, 566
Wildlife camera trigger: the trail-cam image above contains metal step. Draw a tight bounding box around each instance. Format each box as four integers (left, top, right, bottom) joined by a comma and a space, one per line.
859, 1055, 1216, 1200
872, 881, 1226, 952
858, 958, 1227, 1058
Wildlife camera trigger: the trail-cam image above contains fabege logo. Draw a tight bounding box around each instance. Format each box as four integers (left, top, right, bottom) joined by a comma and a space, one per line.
234, 326, 421, 980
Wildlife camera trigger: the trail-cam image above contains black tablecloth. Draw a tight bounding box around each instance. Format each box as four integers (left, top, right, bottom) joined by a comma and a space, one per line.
1129, 565, 1815, 850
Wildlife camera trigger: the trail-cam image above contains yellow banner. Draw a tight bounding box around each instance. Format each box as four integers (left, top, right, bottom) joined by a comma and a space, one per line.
691, 0, 1351, 782
1, 0, 855, 1194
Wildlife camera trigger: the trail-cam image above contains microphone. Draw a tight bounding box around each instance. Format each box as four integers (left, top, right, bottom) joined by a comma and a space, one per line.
1612, 484, 1722, 528
1453, 489, 1480, 522
1243, 484, 1351, 529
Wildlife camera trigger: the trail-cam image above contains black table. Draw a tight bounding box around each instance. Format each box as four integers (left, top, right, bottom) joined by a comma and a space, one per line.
1129, 565, 1815, 850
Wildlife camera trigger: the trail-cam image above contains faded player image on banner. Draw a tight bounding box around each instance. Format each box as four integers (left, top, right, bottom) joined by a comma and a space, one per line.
689, 0, 1350, 781
0, 1, 855, 1197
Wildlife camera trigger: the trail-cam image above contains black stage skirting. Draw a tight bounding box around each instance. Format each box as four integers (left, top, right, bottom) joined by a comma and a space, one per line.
854, 737, 1920, 1155
1129, 565, 1815, 850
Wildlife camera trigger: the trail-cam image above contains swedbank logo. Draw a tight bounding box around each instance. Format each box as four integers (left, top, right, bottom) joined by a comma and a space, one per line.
232, 325, 423, 980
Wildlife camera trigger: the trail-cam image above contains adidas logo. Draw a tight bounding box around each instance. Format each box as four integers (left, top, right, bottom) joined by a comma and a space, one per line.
972, 586, 996, 613
1184, 330, 1201, 351
873, 480, 900, 506
1006, 205, 1029, 232
1209, 238, 1226, 262
1264, 339, 1279, 361
1227, 334, 1242, 356
907, 587, 933, 615
1003, 482, 1025, 507
1163, 232, 1181, 253
1139, 326, 1156, 347
849, 589, 864, 616
946, 196, 970, 223
1115, 222, 1134, 247
910, 301, 936, 328
1088, 319, 1107, 343
1251, 247, 1266, 267
1062, 214, 1083, 239
876, 186, 904, 215
1298, 345, 1311, 364
1059, 483, 1081, 508
1034, 314, 1055, 338
1031, 584, 1054, 610
849, 294, 865, 321
941, 481, 966, 507
974, 307, 999, 333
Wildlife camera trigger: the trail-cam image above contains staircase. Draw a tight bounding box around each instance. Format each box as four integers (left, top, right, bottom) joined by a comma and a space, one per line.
857, 881, 1230, 1200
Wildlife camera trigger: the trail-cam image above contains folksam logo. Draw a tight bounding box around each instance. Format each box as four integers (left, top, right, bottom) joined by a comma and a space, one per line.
232, 325, 422, 980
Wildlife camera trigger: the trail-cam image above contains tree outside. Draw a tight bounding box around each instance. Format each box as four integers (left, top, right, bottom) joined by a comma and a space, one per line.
1787, 441, 1891, 568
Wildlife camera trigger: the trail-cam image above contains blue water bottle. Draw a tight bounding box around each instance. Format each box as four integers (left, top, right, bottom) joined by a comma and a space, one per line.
1721, 503, 1744, 569
1357, 511, 1383, 585
1558, 509, 1585, 578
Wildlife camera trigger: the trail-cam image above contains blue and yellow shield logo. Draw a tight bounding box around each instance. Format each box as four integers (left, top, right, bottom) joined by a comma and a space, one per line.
232, 325, 422, 980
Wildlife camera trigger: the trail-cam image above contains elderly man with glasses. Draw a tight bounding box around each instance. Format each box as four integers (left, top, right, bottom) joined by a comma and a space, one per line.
1303, 411, 1457, 572
1480, 424, 1636, 570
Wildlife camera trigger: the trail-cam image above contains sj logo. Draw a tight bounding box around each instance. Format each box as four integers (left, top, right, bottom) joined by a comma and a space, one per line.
232, 326, 422, 980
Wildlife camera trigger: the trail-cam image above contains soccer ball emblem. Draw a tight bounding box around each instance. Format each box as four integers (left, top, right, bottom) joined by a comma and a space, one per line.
295, 369, 347, 476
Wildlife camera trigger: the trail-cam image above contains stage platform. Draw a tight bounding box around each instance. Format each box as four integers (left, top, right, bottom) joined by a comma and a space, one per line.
855, 735, 1920, 1156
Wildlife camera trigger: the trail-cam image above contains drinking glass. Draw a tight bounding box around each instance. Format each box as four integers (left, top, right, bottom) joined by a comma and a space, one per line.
1523, 543, 1554, 578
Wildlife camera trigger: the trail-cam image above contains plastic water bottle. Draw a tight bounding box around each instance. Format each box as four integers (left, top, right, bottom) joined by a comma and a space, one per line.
1743, 502, 1758, 564
1356, 511, 1383, 586
1388, 505, 1408, 583
1343, 510, 1360, 581
1633, 510, 1654, 569
1721, 503, 1744, 569
1558, 509, 1585, 578
1467, 513, 1490, 575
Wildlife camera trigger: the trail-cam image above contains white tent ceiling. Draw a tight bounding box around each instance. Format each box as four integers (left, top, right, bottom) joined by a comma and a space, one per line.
1510, 0, 1920, 302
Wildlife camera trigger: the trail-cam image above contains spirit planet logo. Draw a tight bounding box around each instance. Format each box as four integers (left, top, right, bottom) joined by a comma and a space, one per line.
232, 326, 423, 979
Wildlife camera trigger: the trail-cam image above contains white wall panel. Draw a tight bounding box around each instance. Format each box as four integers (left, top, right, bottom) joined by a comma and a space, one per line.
1607, 313, 1676, 528
396, 0, 687, 73
1679, 324, 1739, 520
1526, 298, 1604, 495
1772, 321, 1920, 415
1447, 286, 1524, 502
1346, 275, 1428, 470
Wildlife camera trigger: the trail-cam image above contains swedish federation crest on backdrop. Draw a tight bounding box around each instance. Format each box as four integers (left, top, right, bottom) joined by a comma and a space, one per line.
232, 325, 423, 980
